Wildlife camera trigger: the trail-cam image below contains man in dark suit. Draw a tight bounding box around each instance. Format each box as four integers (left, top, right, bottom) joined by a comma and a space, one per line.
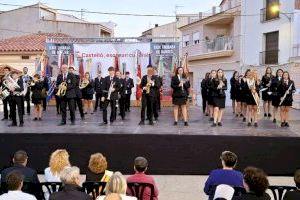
94, 71, 105, 112
1, 66, 11, 121
56, 64, 77, 125
101, 66, 120, 125
69, 66, 85, 120
1, 150, 39, 185
124, 71, 134, 112
21, 67, 32, 115
116, 71, 126, 120
49, 166, 92, 200
139, 65, 160, 125
151, 67, 161, 121
42, 75, 49, 111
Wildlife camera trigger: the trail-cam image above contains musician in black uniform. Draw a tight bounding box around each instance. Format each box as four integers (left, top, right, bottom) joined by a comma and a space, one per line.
1, 66, 11, 121
261, 67, 274, 118
42, 75, 49, 111
56, 64, 77, 126
230, 71, 239, 115
211, 69, 227, 127
240, 69, 251, 122
69, 66, 84, 120
138, 65, 160, 125
151, 67, 160, 121
171, 67, 190, 126
115, 71, 126, 120
207, 70, 217, 121
124, 72, 134, 112
81, 72, 94, 115
278, 71, 295, 127
8, 71, 24, 127
21, 67, 32, 115
270, 69, 283, 123
201, 72, 210, 115
94, 71, 105, 112
54, 71, 62, 115
101, 67, 120, 125
30, 74, 44, 121
235, 75, 244, 117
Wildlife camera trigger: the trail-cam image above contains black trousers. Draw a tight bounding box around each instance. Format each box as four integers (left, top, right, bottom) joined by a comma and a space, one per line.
10, 96, 23, 125
153, 97, 159, 119
141, 94, 154, 122
94, 93, 103, 111
42, 98, 47, 110
2, 97, 10, 119
60, 98, 75, 123
102, 99, 117, 123
22, 92, 31, 114
55, 95, 61, 113
119, 97, 126, 119
202, 94, 208, 113
125, 93, 131, 111
157, 92, 161, 112
75, 98, 84, 117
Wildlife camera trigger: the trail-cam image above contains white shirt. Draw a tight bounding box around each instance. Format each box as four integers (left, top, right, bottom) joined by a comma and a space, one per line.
44, 167, 61, 182
0, 190, 37, 200
96, 194, 137, 200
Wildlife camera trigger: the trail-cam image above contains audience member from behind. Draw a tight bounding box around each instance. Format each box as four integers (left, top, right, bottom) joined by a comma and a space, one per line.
233, 167, 270, 200
44, 149, 71, 182
1, 150, 39, 185
86, 153, 112, 182
283, 169, 300, 200
0, 171, 37, 200
204, 151, 243, 199
96, 172, 137, 200
127, 156, 159, 200
49, 166, 92, 200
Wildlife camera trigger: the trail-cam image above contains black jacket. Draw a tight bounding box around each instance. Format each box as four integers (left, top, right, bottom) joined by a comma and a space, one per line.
140, 75, 160, 97
31, 80, 44, 99
283, 190, 300, 200
124, 77, 134, 95
270, 77, 282, 97
171, 75, 190, 98
94, 77, 105, 95
1, 163, 39, 184
49, 184, 92, 200
81, 79, 95, 96
278, 80, 296, 104
211, 78, 227, 97
230, 77, 240, 95
103, 76, 121, 101
233, 192, 271, 200
74, 74, 82, 98
56, 73, 77, 99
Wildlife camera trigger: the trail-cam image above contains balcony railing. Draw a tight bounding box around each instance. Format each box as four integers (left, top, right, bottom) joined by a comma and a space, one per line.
260, 8, 280, 22
260, 50, 279, 65
293, 44, 300, 57
204, 36, 234, 53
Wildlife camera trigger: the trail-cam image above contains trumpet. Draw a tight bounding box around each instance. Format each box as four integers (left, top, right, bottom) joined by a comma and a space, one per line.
56, 82, 67, 97
107, 81, 115, 100
79, 78, 89, 89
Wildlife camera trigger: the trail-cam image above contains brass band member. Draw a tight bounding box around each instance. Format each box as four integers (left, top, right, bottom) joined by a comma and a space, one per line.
207, 70, 217, 121
21, 67, 32, 115
230, 71, 240, 115
152, 67, 161, 120
56, 64, 77, 126
139, 65, 160, 125
1, 66, 11, 121
245, 70, 261, 127
42, 75, 49, 111
261, 67, 274, 118
124, 72, 134, 112
81, 72, 95, 115
278, 71, 295, 127
235, 75, 244, 117
211, 69, 227, 127
240, 69, 251, 122
54, 72, 61, 115
270, 69, 283, 123
201, 72, 210, 116
30, 74, 44, 121
101, 67, 120, 125
8, 71, 24, 127
94, 70, 105, 112
116, 71, 126, 120
171, 67, 190, 126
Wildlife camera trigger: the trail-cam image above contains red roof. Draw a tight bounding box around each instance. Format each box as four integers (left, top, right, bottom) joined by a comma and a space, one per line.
0, 33, 70, 52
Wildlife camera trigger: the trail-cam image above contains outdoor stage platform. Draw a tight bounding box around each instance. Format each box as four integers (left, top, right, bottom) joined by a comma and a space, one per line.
0, 106, 300, 176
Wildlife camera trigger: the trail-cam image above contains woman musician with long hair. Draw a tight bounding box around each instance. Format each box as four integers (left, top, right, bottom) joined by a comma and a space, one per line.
201, 72, 210, 116
207, 70, 217, 121
171, 67, 190, 126
245, 70, 261, 127
261, 66, 274, 118
270, 69, 283, 123
81, 72, 95, 115
278, 71, 295, 127
30, 74, 44, 121
211, 69, 227, 127
240, 69, 251, 122
230, 71, 240, 116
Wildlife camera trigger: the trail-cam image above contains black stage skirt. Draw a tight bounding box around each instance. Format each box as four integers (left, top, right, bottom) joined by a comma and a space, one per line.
82, 93, 93, 100
246, 95, 257, 106
262, 91, 272, 101
32, 98, 42, 105
173, 97, 187, 106
212, 96, 226, 109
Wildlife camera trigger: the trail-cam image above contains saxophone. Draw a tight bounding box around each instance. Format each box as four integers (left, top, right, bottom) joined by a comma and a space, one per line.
146, 76, 152, 94
56, 82, 67, 97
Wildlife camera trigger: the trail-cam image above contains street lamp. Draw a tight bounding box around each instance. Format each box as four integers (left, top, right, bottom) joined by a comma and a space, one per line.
270, 3, 291, 21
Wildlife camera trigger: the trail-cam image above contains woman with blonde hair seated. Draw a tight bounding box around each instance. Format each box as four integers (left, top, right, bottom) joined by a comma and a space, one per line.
44, 149, 71, 182
86, 153, 113, 182
96, 172, 137, 200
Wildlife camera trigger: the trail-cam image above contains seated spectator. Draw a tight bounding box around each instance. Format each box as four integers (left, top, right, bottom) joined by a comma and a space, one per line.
283, 169, 300, 200
126, 157, 159, 200
233, 167, 270, 200
213, 184, 235, 200
44, 149, 71, 182
204, 151, 243, 199
96, 172, 137, 200
49, 166, 92, 200
0, 171, 37, 200
86, 153, 112, 182
1, 150, 39, 185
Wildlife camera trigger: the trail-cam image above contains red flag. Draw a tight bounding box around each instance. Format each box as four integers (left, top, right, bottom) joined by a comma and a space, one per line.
135, 50, 142, 100
79, 58, 84, 79
114, 55, 119, 72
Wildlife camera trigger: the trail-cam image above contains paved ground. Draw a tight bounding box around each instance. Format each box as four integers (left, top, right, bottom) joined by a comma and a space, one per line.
0, 105, 299, 136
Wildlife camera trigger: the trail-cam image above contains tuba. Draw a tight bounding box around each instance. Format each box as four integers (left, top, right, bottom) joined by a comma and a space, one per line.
79, 78, 89, 89
56, 82, 67, 97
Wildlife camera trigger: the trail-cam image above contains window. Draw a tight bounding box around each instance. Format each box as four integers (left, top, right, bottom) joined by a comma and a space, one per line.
21, 55, 30, 60
183, 35, 190, 47
193, 32, 200, 45
260, 31, 279, 64
261, 0, 280, 22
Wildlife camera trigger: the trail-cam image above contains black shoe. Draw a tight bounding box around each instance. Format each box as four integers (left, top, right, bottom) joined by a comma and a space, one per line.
240, 114, 244, 117
173, 121, 178, 126
210, 117, 214, 121
205, 113, 209, 116
273, 119, 276, 123
254, 123, 258, 127
149, 121, 154, 125
184, 122, 189, 126
1, 118, 8, 121
19, 123, 24, 127
84, 112, 88, 114
43, 108, 46, 111
217, 122, 222, 126
264, 113, 267, 117
247, 122, 252, 127
38, 118, 42, 121
139, 121, 145, 125
58, 122, 66, 126
285, 122, 290, 127
268, 113, 272, 117
27, 112, 30, 115
212, 123, 217, 127
33, 118, 38, 121
100, 121, 108, 125
91, 112, 94, 115
71, 121, 75, 125
281, 122, 285, 127
8, 123, 17, 127
235, 114, 239, 117
243, 117, 246, 122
